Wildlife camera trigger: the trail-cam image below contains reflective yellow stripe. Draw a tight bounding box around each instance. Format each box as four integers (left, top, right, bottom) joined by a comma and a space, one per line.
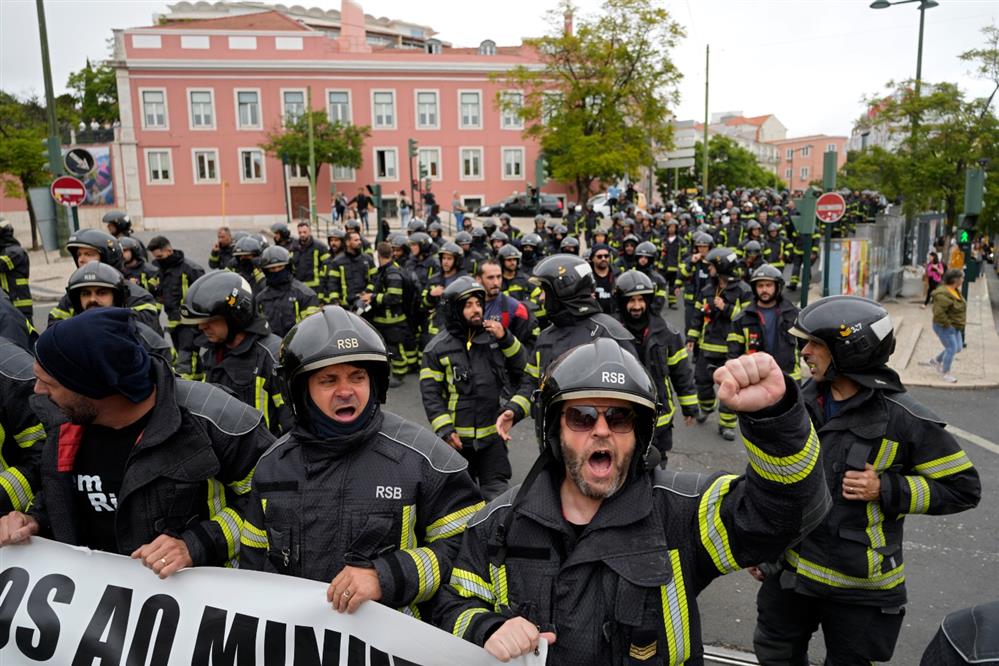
401, 504, 417, 549
510, 394, 531, 414
255, 376, 269, 429
404, 546, 441, 603
906, 475, 931, 514
230, 466, 255, 496
440, 357, 459, 414
49, 307, 72, 321
786, 549, 905, 590
431, 413, 454, 432
426, 502, 485, 543
453, 607, 489, 639
0, 467, 33, 512
500, 336, 522, 358
0, 256, 13, 269
454, 425, 498, 439
667, 348, 687, 365
660, 549, 690, 664
239, 519, 268, 549
678, 394, 698, 407
131, 302, 158, 314
743, 425, 819, 484
207, 479, 242, 566
914, 451, 973, 479
698, 475, 740, 574
14, 424, 45, 448
489, 563, 508, 606
698, 342, 728, 354
450, 568, 494, 603
420, 367, 444, 382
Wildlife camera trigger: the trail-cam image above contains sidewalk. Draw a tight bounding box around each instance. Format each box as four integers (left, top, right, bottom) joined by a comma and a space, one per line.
25, 247, 77, 302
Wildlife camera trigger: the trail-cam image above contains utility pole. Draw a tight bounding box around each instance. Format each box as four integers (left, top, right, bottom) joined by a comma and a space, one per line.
821, 150, 838, 297
307, 86, 317, 228
36, 0, 71, 252
702, 45, 710, 195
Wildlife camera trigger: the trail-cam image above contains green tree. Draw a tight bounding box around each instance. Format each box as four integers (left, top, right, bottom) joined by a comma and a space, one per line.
260, 110, 369, 183
66, 56, 118, 125
657, 135, 781, 197
498, 0, 684, 199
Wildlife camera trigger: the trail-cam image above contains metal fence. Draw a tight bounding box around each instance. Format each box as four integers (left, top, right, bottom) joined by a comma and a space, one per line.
854, 213, 906, 300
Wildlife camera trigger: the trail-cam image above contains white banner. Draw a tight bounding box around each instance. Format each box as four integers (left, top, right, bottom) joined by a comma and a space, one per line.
0, 538, 545, 666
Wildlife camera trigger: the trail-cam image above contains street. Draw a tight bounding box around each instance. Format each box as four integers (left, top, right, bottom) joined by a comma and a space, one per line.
30, 229, 999, 664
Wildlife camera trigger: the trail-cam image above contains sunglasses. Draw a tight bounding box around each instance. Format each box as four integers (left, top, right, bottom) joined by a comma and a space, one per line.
562, 405, 637, 433
593, 253, 610, 259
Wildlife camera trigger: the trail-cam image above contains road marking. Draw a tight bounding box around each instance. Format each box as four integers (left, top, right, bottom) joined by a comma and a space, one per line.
946, 425, 999, 456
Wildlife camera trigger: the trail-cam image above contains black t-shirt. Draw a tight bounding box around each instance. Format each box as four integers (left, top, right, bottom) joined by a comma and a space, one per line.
593, 271, 616, 314
72, 413, 151, 552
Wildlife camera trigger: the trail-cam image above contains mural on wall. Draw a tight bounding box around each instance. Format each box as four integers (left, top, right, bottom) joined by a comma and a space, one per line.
62, 145, 114, 205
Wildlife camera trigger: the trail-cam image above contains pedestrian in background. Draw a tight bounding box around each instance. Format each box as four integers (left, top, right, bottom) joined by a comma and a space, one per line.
451, 191, 466, 234
399, 190, 411, 229
922, 252, 945, 309
930, 269, 966, 383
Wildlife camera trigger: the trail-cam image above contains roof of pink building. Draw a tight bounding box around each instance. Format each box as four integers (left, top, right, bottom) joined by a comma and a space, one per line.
722, 114, 773, 127
770, 135, 847, 144
155, 10, 311, 32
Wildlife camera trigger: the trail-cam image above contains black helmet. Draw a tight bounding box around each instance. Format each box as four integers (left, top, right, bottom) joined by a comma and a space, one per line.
388, 232, 408, 249
635, 241, 658, 258
749, 263, 784, 299
427, 221, 443, 235
270, 222, 291, 241
455, 231, 473, 245
521, 232, 543, 248
536, 338, 658, 475
613, 269, 655, 311
328, 228, 347, 241
743, 240, 762, 256
408, 232, 432, 257
438, 241, 464, 270
497, 244, 522, 261
260, 245, 291, 269
482, 218, 498, 236
767, 222, 781, 234
406, 218, 426, 234
790, 296, 895, 374
552, 224, 568, 236
621, 234, 640, 246
490, 230, 509, 244
102, 211, 132, 235
119, 236, 142, 256
66, 229, 124, 270
534, 214, 546, 224
67, 262, 128, 312
499, 213, 512, 223
470, 227, 487, 242
745, 220, 762, 232
232, 235, 263, 258
530, 254, 596, 316
706, 247, 739, 277
232, 231, 249, 243
344, 219, 362, 233
559, 236, 580, 254
180, 271, 257, 337
442, 275, 486, 330
279, 307, 390, 421
693, 231, 715, 248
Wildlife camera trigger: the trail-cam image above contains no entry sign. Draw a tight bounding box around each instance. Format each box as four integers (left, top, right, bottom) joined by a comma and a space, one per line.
50, 176, 87, 206
816, 192, 846, 224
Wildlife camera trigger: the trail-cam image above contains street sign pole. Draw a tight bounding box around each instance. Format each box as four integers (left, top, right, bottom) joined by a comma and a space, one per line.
793, 189, 819, 309
822, 151, 838, 297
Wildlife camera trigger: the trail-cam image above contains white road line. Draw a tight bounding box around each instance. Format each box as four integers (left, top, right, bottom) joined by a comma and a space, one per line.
947, 425, 999, 456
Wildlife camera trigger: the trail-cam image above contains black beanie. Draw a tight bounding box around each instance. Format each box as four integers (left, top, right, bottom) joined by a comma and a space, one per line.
36, 308, 154, 403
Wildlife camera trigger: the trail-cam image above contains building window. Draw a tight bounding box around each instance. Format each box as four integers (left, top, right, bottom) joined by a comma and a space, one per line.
275, 36, 303, 50
478, 40, 496, 56
239, 149, 265, 183
145, 149, 172, 184
463, 196, 483, 210
542, 92, 561, 124
374, 148, 398, 180
460, 148, 482, 180
229, 36, 256, 50
132, 35, 161, 49
332, 165, 355, 181
141, 90, 167, 129
501, 92, 524, 129
282, 90, 305, 123
188, 90, 214, 129
181, 35, 210, 49
826, 143, 837, 152
785, 168, 792, 179
236, 90, 261, 129
192, 149, 219, 184
785, 148, 793, 160
417, 147, 441, 180
800, 166, 809, 180
327, 91, 350, 124
288, 163, 307, 179
502, 148, 524, 179
426, 39, 442, 55
801, 145, 812, 157
416, 91, 438, 129
459, 91, 481, 129
372, 91, 395, 128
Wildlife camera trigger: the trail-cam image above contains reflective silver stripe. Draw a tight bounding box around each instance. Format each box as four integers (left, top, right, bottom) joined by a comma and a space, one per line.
698, 475, 740, 574
914, 451, 973, 479
450, 568, 494, 603
660, 549, 690, 664
907, 475, 931, 514
743, 425, 819, 484
405, 546, 441, 603
454, 607, 489, 639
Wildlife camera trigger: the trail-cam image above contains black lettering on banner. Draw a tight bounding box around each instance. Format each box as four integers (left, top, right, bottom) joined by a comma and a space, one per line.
292, 626, 341, 666
264, 620, 286, 666
369, 646, 390, 666
16, 572, 74, 661
392, 659, 421, 666
0, 567, 30, 649
191, 606, 259, 666
126, 594, 180, 666
346, 635, 365, 666
73, 585, 132, 665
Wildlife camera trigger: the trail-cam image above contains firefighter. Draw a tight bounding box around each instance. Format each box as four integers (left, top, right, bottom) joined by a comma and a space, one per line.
634, 241, 669, 314
365, 242, 414, 387
119, 236, 160, 297
257, 245, 321, 339
422, 242, 468, 340
208, 225, 235, 270
0, 338, 45, 515
728, 264, 802, 380
661, 219, 685, 309
0, 221, 33, 318
677, 232, 714, 336
103, 211, 147, 260
330, 229, 376, 308
290, 221, 329, 302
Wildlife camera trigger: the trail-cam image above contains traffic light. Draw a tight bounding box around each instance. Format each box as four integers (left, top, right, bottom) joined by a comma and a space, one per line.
957, 214, 977, 253
408, 139, 418, 158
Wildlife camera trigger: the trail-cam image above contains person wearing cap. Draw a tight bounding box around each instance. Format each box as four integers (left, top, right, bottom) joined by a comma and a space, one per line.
0, 220, 33, 318
0, 338, 46, 516
438, 339, 828, 664
421, 277, 527, 500
0, 308, 272, 576
728, 264, 801, 381
256, 245, 321, 338
589, 242, 618, 315
750, 295, 981, 665
147, 235, 205, 380
238, 306, 483, 620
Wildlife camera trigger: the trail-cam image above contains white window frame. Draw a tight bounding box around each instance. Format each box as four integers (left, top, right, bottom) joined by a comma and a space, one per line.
143, 148, 173, 185
191, 148, 220, 185
373, 147, 399, 181
458, 89, 482, 130
414, 89, 440, 130
275, 36, 303, 50
280, 88, 307, 125
459, 146, 484, 181
501, 147, 525, 180
238, 147, 267, 184
181, 35, 210, 49
500, 91, 524, 130
826, 143, 837, 152
138, 87, 169, 131
801, 145, 812, 157
785, 148, 793, 160
187, 88, 216, 131
371, 89, 396, 130
417, 147, 442, 181
326, 89, 352, 125
800, 166, 809, 180
228, 36, 257, 50
784, 168, 792, 179
462, 195, 485, 211
331, 165, 355, 182
132, 34, 161, 49
234, 88, 263, 130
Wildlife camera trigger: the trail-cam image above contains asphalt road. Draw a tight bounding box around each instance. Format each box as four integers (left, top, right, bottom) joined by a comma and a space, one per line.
32, 229, 999, 664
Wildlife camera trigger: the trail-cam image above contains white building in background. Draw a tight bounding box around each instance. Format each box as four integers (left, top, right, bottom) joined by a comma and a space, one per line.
691, 113, 787, 175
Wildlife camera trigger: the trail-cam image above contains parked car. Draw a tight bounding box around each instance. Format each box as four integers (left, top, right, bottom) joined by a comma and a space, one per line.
476, 194, 563, 218
587, 191, 647, 219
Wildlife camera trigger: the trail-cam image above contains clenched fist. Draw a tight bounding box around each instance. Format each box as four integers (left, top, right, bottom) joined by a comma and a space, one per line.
714, 353, 785, 413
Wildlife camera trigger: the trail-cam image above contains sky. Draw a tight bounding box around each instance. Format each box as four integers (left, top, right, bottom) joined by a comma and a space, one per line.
1, 0, 996, 138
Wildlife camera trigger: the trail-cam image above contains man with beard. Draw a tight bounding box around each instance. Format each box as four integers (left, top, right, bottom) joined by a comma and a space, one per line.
256, 245, 321, 338
148, 235, 206, 380
589, 243, 618, 314
290, 222, 330, 303
614, 270, 698, 461
208, 225, 235, 269
181, 271, 291, 435
238, 307, 483, 620
421, 277, 527, 499
0, 308, 272, 576
330, 229, 376, 309
476, 260, 539, 349
728, 264, 801, 380
0, 220, 33, 318
438, 339, 828, 664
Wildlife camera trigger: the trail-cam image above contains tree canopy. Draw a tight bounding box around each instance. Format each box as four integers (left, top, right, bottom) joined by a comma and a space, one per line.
66, 57, 119, 126
260, 110, 369, 182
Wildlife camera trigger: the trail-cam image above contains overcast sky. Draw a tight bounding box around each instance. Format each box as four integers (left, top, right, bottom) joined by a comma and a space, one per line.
1, 0, 995, 138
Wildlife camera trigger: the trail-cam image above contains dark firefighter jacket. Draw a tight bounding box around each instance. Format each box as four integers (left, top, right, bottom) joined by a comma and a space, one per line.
154, 250, 205, 329
208, 243, 234, 270
368, 261, 407, 330
727, 298, 802, 380
677, 258, 711, 305
422, 270, 468, 339
290, 237, 330, 300
257, 278, 321, 339
122, 258, 161, 298
437, 379, 830, 665
687, 279, 752, 357
624, 315, 698, 435
0, 238, 32, 317
49, 282, 163, 335
780, 382, 981, 608
330, 251, 375, 306
239, 409, 484, 620
0, 290, 37, 352
420, 326, 527, 448
28, 357, 274, 567
0, 340, 46, 514
662, 235, 685, 272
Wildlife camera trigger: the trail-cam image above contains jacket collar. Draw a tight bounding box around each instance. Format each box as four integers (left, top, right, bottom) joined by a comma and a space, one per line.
802, 380, 888, 439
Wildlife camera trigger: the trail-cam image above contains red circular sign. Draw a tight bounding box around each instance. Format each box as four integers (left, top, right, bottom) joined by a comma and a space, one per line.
816, 192, 846, 223
50, 176, 87, 206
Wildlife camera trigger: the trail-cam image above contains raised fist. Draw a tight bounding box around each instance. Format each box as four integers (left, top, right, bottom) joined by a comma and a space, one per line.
714, 353, 785, 413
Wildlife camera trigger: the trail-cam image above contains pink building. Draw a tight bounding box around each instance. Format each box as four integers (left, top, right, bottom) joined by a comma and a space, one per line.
771, 135, 848, 191
113, 1, 568, 230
